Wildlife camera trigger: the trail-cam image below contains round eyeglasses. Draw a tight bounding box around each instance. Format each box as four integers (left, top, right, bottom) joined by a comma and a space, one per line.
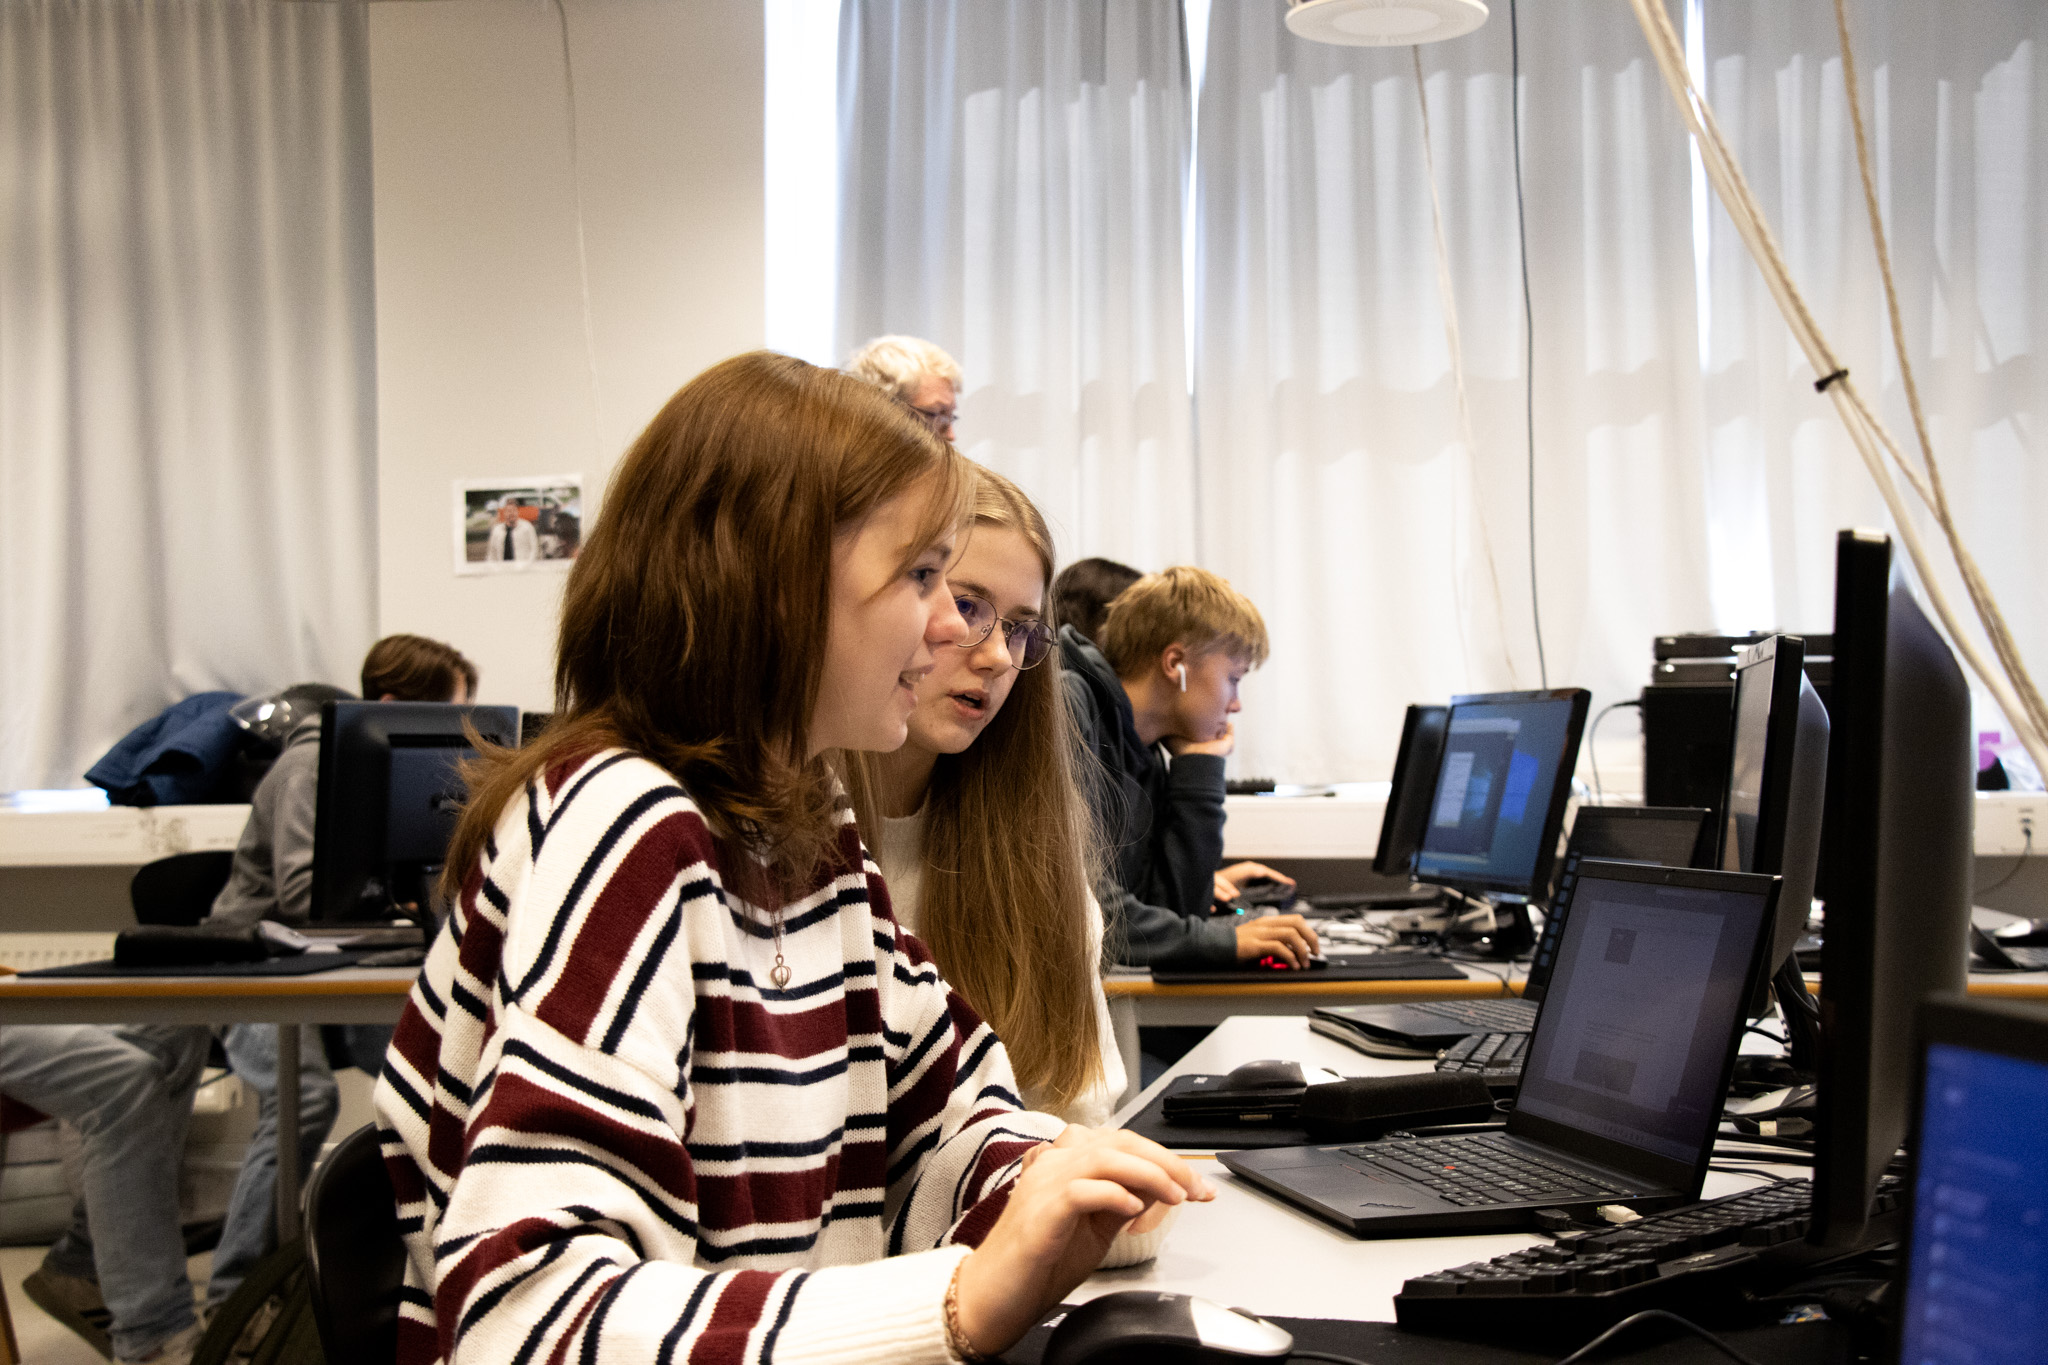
948, 594, 1055, 669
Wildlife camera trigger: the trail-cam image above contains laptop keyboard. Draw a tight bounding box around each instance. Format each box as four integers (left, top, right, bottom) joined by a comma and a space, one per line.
1999, 943, 2048, 969
1406, 999, 1539, 1032
1342, 1133, 1632, 1207
1437, 1031, 1527, 1083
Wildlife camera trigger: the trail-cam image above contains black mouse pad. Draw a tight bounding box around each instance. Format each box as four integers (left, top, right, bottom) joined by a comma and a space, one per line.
999, 1308, 1853, 1364
1120, 1076, 1311, 1150
1150, 956, 1466, 985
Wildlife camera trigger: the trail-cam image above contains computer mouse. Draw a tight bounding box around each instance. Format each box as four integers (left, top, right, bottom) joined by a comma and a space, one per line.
1042, 1292, 1294, 1365
1220, 1059, 1306, 1092
1254, 953, 1328, 972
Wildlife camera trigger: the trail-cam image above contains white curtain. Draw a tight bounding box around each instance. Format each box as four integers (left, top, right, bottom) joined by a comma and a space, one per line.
835, 0, 1197, 570
1194, 0, 1708, 783
0, 0, 378, 792
1701, 1, 2048, 740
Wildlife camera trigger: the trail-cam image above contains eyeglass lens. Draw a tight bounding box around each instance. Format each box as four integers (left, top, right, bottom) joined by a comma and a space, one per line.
949, 595, 1054, 668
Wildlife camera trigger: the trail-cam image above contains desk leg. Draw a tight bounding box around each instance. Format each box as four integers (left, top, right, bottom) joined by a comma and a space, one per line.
276, 1024, 301, 1245
1109, 995, 1141, 1112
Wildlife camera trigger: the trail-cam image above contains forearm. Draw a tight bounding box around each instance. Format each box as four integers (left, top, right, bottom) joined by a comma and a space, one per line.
1098, 881, 1237, 967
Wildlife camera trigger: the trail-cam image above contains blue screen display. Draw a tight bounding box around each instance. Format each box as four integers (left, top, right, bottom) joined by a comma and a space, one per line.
1898, 1041, 2048, 1364
1415, 696, 1576, 894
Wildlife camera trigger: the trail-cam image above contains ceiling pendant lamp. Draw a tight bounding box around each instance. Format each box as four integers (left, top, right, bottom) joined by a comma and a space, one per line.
1283, 0, 1490, 47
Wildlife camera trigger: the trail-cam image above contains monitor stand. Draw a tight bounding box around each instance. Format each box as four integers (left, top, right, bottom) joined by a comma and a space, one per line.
1443, 891, 1536, 960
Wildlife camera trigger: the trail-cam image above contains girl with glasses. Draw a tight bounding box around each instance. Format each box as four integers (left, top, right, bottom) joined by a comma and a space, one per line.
839, 469, 1128, 1130
374, 355, 1207, 1365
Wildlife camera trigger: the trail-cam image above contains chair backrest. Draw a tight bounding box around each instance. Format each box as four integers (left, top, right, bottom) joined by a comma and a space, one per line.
304, 1123, 405, 1365
129, 851, 236, 926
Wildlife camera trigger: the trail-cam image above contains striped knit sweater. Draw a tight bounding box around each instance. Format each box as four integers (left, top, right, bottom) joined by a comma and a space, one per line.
374, 749, 1066, 1365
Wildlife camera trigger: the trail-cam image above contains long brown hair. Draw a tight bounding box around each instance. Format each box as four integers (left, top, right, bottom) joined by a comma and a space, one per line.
443, 351, 970, 898
841, 470, 1105, 1111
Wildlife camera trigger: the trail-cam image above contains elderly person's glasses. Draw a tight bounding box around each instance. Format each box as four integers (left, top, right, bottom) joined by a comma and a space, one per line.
908, 402, 957, 435
947, 594, 1055, 669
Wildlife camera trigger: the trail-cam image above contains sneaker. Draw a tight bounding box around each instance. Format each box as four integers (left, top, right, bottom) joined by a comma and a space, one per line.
119, 1320, 203, 1365
23, 1264, 114, 1359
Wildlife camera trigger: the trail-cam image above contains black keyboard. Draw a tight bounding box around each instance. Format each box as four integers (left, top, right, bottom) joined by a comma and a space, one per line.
1999, 943, 2048, 969
1405, 999, 1539, 1032
1394, 1176, 1904, 1341
1436, 1031, 1526, 1087
1344, 1133, 1633, 1208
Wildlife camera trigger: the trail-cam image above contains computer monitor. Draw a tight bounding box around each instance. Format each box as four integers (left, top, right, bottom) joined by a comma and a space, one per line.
1373, 704, 1449, 877
1568, 805, 1714, 868
310, 700, 520, 923
1414, 689, 1591, 900
1809, 530, 1974, 1249
1720, 635, 1829, 978
1896, 996, 2048, 1364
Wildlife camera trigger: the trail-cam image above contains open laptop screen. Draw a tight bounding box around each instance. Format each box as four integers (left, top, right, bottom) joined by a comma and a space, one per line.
1512, 866, 1771, 1166
1898, 1033, 2048, 1362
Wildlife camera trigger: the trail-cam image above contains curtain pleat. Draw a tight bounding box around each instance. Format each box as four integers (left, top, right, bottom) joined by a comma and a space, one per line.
0, 0, 377, 792
836, 0, 1197, 572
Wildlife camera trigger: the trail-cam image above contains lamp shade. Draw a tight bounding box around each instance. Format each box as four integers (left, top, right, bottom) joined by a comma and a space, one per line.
1283, 0, 1490, 46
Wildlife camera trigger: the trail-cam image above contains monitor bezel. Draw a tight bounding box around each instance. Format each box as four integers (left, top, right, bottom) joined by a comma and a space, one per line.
1414, 687, 1592, 898
1895, 994, 2048, 1361
1373, 704, 1450, 876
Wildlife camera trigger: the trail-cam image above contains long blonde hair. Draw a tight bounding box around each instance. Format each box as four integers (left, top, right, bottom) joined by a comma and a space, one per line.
842, 470, 1106, 1110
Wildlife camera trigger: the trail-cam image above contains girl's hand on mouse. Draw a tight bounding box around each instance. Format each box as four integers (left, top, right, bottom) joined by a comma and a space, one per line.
1232, 913, 1320, 966
952, 1127, 1213, 1355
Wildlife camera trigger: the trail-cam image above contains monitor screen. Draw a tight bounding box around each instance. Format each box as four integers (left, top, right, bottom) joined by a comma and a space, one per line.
1899, 1038, 2048, 1362
1512, 864, 1772, 1166
1414, 690, 1588, 896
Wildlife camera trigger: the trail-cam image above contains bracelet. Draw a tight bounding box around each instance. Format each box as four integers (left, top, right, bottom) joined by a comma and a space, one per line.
943, 1258, 991, 1363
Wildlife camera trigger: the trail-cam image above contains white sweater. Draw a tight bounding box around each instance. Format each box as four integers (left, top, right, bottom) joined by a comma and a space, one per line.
873, 807, 1129, 1128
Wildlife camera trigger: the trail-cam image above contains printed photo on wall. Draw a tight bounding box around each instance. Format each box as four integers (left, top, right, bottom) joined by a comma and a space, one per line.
454, 476, 583, 575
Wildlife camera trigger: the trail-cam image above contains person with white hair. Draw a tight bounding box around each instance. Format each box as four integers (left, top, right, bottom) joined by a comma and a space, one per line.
845, 334, 961, 442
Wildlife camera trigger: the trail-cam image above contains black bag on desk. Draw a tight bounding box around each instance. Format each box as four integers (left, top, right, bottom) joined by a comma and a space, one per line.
1160, 1061, 1307, 1123
114, 923, 272, 967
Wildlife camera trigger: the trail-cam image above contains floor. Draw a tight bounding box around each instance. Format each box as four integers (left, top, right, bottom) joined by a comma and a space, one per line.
1, 1243, 216, 1363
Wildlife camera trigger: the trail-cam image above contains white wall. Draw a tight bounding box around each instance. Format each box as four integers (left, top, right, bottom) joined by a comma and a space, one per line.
368, 0, 765, 712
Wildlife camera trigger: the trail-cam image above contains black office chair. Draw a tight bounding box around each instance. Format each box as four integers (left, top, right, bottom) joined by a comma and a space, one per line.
304, 1123, 406, 1365
129, 850, 236, 926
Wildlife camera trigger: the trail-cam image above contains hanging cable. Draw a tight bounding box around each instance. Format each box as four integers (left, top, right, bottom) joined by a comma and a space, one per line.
1412, 48, 1518, 688
1508, 0, 1548, 689
553, 0, 607, 466
1625, 0, 2048, 785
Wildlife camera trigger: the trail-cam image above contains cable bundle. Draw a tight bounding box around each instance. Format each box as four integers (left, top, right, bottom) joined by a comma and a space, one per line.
1626, 0, 2048, 783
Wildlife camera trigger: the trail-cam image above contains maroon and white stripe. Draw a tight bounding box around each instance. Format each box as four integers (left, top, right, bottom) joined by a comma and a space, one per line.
375, 750, 1063, 1365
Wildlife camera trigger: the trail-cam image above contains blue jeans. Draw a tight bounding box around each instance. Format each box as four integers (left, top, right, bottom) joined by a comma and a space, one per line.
0, 1023, 208, 1361
207, 1023, 338, 1303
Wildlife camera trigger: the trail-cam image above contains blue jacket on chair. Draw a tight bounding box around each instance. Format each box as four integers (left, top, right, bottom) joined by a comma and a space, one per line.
85, 690, 247, 806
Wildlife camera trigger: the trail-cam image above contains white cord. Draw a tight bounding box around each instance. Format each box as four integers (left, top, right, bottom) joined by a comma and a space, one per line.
553, 0, 607, 466
1412, 49, 1519, 689
1625, 0, 2048, 782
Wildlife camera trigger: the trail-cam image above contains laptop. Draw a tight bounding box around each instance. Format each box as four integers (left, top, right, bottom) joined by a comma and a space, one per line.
1309, 805, 1715, 1055
1894, 996, 2048, 1364
1223, 860, 1778, 1236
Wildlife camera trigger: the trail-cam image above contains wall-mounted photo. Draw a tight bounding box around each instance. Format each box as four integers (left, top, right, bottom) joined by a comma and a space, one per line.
454, 476, 583, 575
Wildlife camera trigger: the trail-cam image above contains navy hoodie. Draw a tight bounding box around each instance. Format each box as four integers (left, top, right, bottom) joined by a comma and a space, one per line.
1059, 626, 1236, 966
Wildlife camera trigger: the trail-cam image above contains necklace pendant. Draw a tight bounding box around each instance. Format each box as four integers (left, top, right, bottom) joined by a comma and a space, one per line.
769, 958, 792, 990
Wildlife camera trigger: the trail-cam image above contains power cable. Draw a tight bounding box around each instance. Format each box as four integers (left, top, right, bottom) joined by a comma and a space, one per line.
1551, 1309, 1768, 1365
1508, 0, 1548, 689
1584, 699, 1642, 806
1977, 826, 2034, 896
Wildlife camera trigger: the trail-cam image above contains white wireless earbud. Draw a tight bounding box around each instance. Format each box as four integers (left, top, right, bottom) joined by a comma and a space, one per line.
1177, 664, 1188, 692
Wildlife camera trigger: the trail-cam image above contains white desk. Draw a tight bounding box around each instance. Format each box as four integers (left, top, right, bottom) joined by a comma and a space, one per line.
1078, 1015, 1796, 1323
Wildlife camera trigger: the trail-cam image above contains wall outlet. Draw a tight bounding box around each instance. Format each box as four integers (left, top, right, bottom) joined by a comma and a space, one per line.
1975, 792, 2044, 857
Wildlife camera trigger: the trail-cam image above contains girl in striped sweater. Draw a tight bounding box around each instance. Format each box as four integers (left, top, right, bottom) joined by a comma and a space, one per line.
374, 353, 1210, 1365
